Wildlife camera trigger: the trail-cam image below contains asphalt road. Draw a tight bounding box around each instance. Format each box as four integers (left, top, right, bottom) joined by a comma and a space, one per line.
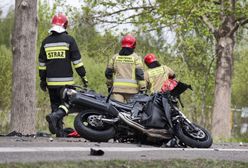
0, 136, 248, 163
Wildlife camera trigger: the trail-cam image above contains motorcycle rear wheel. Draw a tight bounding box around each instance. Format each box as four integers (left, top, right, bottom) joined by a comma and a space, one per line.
74, 109, 116, 142
174, 122, 213, 148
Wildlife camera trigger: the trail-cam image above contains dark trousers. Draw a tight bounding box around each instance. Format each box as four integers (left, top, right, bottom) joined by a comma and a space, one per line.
48, 87, 64, 112
48, 87, 65, 137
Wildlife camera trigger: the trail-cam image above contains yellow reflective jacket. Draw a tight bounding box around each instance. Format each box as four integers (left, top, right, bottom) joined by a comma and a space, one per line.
145, 65, 174, 94
106, 53, 146, 94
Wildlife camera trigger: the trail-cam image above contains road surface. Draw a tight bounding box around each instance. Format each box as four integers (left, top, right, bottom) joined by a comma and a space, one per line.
0, 136, 248, 163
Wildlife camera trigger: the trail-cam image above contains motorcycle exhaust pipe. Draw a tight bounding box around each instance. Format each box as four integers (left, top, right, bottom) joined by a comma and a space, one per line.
70, 92, 119, 117
118, 113, 171, 139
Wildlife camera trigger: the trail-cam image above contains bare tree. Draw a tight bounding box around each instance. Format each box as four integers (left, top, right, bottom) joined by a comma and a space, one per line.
10, 0, 37, 134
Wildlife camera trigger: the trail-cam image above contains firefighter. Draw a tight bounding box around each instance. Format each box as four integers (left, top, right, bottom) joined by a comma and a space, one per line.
105, 34, 146, 103
144, 53, 175, 94
38, 13, 88, 137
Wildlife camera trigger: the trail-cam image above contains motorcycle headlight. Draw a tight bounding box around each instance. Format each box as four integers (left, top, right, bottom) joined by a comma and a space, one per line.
60, 88, 67, 100
66, 88, 78, 96
60, 88, 77, 100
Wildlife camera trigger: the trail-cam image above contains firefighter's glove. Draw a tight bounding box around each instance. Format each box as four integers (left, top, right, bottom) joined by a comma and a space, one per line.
40, 80, 47, 92
82, 76, 88, 88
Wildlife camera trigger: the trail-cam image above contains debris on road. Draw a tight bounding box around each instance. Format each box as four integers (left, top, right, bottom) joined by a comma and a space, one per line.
90, 148, 104, 156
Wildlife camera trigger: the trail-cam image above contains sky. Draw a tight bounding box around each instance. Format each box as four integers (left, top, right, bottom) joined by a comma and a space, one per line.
0, 0, 82, 17
0, 0, 14, 17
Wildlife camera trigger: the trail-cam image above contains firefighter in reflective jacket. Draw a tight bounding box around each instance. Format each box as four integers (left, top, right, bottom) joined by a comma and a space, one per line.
38, 13, 88, 137
105, 34, 146, 103
144, 53, 175, 94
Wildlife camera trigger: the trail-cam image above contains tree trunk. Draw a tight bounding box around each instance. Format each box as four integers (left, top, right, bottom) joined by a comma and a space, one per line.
212, 34, 234, 139
10, 0, 37, 134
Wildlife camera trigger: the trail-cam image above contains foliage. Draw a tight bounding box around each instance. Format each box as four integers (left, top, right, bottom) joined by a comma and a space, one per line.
176, 36, 215, 127
0, 45, 12, 132
35, 0, 58, 131
0, 9, 13, 48
231, 36, 248, 139
70, 26, 119, 63
0, 7, 14, 132
232, 42, 248, 107
87, 0, 248, 32
37, 0, 55, 47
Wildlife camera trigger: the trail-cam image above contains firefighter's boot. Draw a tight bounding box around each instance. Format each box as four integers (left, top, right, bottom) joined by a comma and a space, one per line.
46, 109, 66, 135
55, 119, 66, 137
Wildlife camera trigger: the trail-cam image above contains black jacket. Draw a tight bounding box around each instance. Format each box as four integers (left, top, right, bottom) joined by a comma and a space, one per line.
38, 32, 86, 87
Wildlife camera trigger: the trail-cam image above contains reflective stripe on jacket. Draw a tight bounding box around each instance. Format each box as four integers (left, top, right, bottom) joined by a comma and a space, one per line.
107, 53, 145, 94
47, 77, 75, 86
38, 32, 85, 87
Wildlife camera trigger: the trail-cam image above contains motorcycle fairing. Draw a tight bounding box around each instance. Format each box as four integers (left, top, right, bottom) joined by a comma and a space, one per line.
140, 94, 166, 129
161, 95, 173, 128
69, 92, 119, 117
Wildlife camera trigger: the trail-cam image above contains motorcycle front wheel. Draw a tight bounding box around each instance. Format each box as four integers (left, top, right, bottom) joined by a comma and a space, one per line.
74, 109, 116, 142
174, 121, 213, 148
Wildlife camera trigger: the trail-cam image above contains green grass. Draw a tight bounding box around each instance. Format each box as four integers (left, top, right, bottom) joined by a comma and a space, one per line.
213, 136, 248, 143
0, 159, 247, 168
64, 114, 76, 129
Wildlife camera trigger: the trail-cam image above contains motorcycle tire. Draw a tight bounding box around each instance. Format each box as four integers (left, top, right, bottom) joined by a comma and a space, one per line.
74, 109, 116, 142
174, 122, 213, 148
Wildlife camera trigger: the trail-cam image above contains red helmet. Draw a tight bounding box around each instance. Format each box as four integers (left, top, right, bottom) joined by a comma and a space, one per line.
121, 34, 136, 49
51, 13, 68, 29
144, 53, 157, 65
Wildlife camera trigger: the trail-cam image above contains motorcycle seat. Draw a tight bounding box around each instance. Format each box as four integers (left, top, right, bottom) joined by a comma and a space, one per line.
109, 99, 141, 113
128, 94, 151, 103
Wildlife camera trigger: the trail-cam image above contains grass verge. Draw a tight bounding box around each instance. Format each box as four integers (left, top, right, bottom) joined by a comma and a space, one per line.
0, 159, 248, 168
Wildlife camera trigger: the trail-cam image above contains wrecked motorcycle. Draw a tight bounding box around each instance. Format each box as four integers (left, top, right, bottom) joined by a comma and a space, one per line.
62, 80, 212, 148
